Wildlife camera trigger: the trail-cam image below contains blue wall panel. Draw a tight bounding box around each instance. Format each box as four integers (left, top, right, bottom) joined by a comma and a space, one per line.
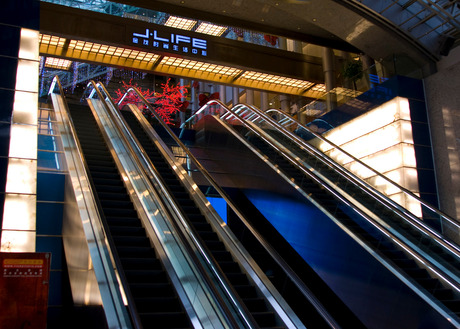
243, 188, 454, 329
37, 172, 65, 202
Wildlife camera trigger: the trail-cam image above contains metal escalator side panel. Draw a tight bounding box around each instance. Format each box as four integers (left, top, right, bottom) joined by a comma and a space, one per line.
50, 93, 133, 329
214, 109, 460, 326
244, 105, 460, 271
120, 103, 306, 329
83, 97, 240, 329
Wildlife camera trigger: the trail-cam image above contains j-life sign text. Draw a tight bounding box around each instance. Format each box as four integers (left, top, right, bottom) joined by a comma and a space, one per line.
131, 28, 208, 57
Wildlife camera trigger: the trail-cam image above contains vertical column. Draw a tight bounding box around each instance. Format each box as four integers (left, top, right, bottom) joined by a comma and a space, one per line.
219, 85, 226, 105
232, 87, 239, 107
1, 27, 39, 252
260, 92, 269, 111
360, 54, 377, 88
278, 37, 287, 50
287, 39, 303, 53
279, 95, 290, 112
322, 47, 337, 112
246, 89, 254, 105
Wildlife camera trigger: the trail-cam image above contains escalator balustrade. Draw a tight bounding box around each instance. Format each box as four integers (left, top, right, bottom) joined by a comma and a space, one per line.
240, 127, 460, 319
68, 103, 193, 329
121, 109, 285, 329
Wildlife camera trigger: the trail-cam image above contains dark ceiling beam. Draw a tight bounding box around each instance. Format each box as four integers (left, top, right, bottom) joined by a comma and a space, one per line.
113, 0, 360, 52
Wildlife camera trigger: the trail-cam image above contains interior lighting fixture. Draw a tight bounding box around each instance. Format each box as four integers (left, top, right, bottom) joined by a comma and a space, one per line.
39, 34, 66, 48
67, 40, 160, 62
164, 16, 197, 30
310, 97, 420, 214
160, 56, 242, 76
2, 27, 39, 252
310, 84, 326, 92
44, 57, 73, 70
330, 86, 360, 97
241, 71, 314, 89
195, 22, 227, 36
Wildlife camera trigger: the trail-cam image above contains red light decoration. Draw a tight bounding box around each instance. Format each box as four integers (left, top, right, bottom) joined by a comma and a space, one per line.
113, 78, 189, 124
198, 92, 220, 107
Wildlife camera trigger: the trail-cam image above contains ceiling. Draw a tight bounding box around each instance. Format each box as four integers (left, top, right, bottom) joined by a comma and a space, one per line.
120, 0, 460, 68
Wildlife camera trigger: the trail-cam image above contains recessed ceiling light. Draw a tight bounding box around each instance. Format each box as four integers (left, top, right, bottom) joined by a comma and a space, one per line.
195, 22, 227, 36
44, 57, 72, 70
164, 16, 197, 30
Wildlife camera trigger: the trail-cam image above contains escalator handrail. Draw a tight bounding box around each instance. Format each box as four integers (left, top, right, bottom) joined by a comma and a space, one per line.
239, 104, 460, 258
49, 76, 136, 329
183, 98, 460, 323
264, 107, 460, 241
88, 81, 262, 329
115, 87, 331, 329
228, 103, 460, 283
92, 83, 260, 329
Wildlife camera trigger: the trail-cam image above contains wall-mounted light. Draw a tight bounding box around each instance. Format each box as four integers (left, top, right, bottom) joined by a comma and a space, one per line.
1, 28, 39, 252
311, 97, 420, 215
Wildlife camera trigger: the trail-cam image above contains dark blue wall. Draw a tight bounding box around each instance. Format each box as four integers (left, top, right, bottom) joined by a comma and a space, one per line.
243, 188, 454, 329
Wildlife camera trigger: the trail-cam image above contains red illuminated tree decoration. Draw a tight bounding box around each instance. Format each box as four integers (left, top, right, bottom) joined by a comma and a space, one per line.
112, 78, 189, 125
113, 79, 156, 109
152, 78, 188, 124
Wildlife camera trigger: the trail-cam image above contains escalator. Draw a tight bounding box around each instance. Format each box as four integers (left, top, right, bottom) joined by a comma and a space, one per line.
68, 102, 193, 329
50, 77, 266, 329
246, 128, 460, 311
113, 84, 369, 328
120, 108, 285, 329
181, 101, 460, 328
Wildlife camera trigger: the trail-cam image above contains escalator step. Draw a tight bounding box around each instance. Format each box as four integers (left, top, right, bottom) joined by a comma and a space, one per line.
139, 312, 191, 328
243, 297, 268, 312
234, 285, 257, 298
416, 278, 440, 290
211, 250, 233, 262
110, 226, 146, 237
130, 283, 175, 298
197, 231, 220, 241
117, 246, 156, 258
89, 171, 120, 180
252, 311, 276, 327
113, 236, 150, 247
205, 240, 226, 251
225, 273, 249, 286
87, 165, 118, 174
121, 258, 161, 271
106, 216, 142, 227
100, 200, 134, 209
97, 192, 131, 202
92, 177, 124, 187
135, 297, 182, 312
104, 208, 138, 217
95, 185, 127, 194
433, 288, 455, 300
218, 261, 241, 273
124, 269, 168, 282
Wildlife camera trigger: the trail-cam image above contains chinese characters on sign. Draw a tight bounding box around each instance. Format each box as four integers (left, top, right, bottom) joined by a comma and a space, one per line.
132, 28, 208, 57
0, 252, 51, 329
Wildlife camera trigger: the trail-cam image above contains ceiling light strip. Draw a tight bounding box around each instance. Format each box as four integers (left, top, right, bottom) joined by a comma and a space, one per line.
195, 22, 227, 36
165, 16, 197, 30
39, 35, 316, 95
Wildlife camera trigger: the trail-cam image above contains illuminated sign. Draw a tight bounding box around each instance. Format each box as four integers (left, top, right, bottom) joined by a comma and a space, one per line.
131, 28, 208, 57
